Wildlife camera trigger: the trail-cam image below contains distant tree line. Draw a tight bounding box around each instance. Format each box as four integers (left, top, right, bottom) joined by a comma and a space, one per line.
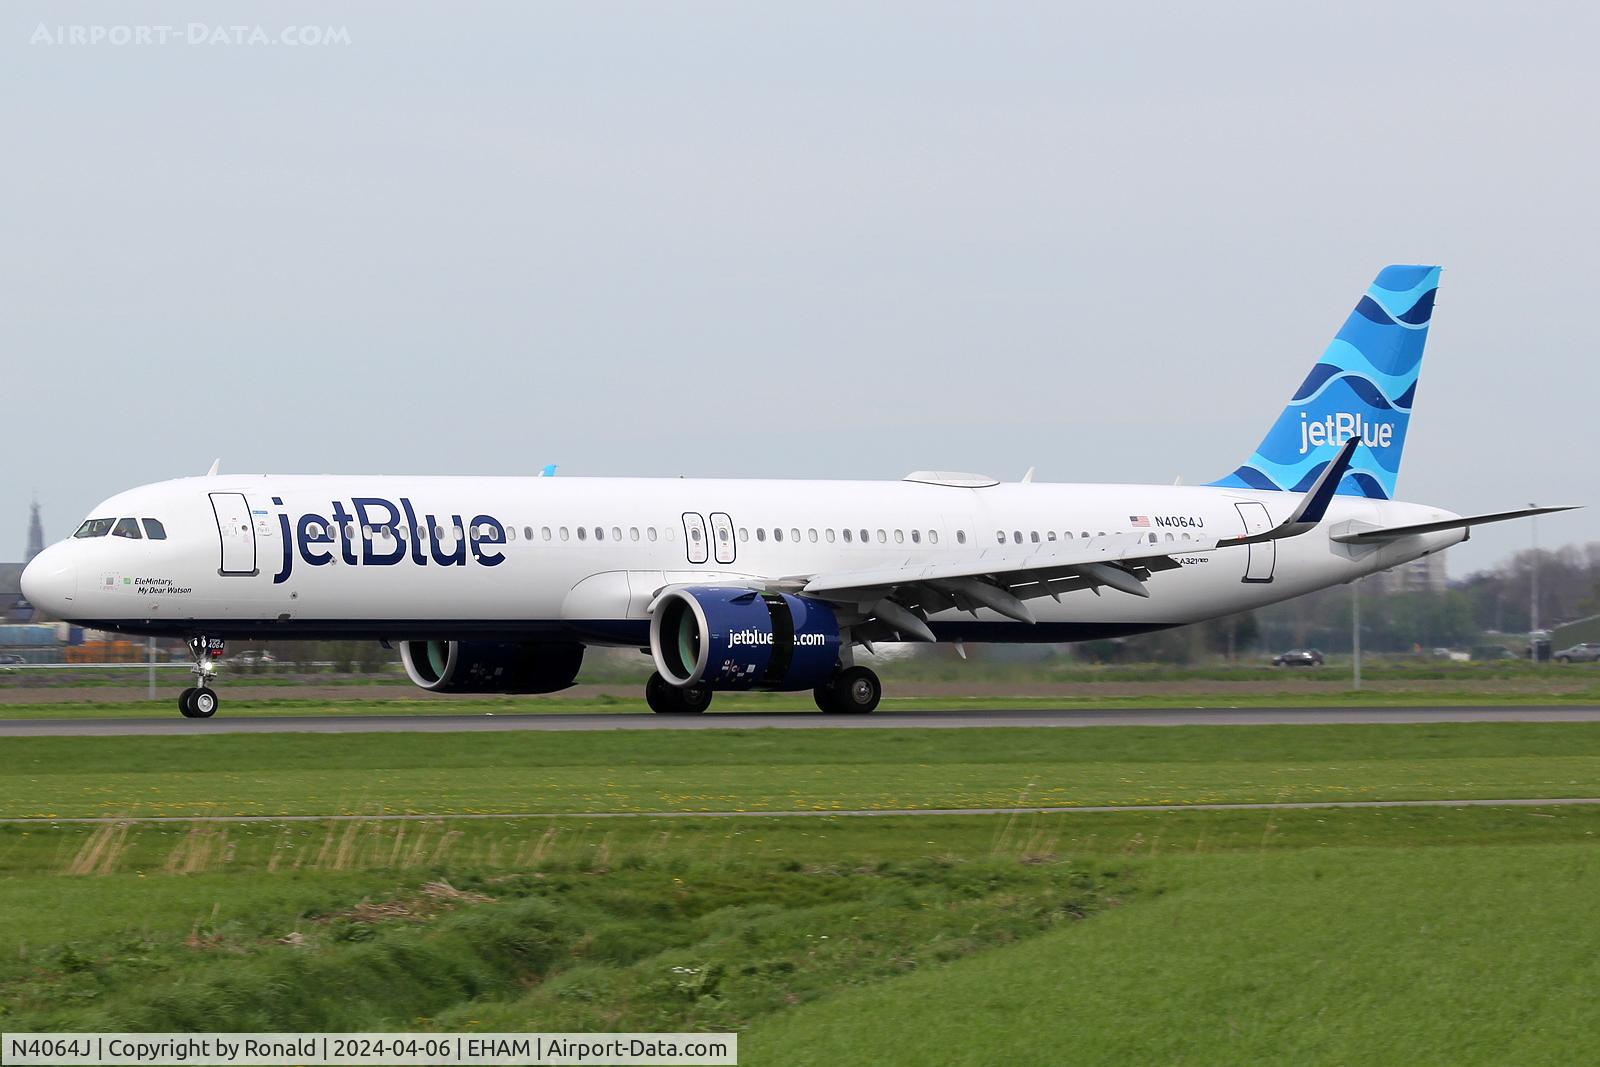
1087, 541, 1600, 661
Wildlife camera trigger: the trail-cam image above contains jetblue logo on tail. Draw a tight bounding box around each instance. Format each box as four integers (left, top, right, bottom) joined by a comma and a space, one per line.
1298, 411, 1395, 454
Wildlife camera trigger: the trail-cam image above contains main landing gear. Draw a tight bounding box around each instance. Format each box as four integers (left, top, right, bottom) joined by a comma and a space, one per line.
813, 666, 882, 714
641, 664, 883, 715
645, 672, 714, 714
178, 636, 226, 719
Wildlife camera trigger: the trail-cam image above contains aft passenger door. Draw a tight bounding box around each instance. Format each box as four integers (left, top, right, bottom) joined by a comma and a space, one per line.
1234, 502, 1275, 583
209, 492, 258, 576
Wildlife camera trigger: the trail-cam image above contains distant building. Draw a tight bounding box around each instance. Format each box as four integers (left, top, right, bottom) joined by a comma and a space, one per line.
4, 498, 44, 621
1375, 551, 1448, 596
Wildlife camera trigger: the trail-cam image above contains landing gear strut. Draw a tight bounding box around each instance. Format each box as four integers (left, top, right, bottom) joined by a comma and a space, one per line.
814, 665, 881, 714
645, 671, 714, 714
179, 637, 225, 718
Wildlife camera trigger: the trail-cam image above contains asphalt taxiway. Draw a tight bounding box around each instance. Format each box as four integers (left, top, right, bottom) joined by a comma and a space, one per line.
3, 705, 1599, 736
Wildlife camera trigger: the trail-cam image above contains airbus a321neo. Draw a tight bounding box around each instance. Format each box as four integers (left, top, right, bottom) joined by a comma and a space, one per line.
22, 266, 1572, 717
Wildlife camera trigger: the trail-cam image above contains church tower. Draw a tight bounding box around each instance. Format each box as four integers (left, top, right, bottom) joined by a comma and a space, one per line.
25, 497, 44, 563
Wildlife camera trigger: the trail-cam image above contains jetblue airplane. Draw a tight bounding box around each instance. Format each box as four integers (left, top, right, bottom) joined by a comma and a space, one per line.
21, 266, 1571, 718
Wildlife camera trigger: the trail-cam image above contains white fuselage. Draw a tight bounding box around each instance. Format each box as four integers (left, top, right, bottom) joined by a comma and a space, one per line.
24, 474, 1464, 645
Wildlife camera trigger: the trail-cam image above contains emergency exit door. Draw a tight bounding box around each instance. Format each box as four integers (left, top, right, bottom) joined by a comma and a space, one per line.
1234, 501, 1276, 583
709, 512, 736, 565
210, 493, 258, 576
682, 512, 709, 564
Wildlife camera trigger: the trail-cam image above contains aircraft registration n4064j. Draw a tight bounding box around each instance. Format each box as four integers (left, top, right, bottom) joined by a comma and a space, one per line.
21, 266, 1576, 718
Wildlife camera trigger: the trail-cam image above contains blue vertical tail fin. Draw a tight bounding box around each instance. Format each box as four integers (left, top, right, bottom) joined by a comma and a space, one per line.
1209, 264, 1440, 501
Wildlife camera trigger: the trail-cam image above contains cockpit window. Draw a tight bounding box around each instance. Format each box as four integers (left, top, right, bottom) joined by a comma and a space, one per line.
142, 518, 167, 540
112, 517, 143, 539
74, 518, 115, 538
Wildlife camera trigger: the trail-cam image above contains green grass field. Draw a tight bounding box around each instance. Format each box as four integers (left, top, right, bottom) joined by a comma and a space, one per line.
742, 836, 1600, 1066
4, 720, 1600, 1063
4, 722, 1600, 819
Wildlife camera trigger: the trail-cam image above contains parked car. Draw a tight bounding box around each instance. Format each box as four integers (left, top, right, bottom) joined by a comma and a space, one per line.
230, 650, 277, 667
1272, 648, 1324, 667
1554, 643, 1600, 664
0, 653, 25, 668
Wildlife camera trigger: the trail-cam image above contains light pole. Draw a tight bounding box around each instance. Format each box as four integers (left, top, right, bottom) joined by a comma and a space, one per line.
1529, 502, 1540, 661
1352, 577, 1362, 691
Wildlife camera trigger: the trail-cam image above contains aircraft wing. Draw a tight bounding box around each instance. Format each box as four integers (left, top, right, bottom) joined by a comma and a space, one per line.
785, 437, 1362, 641
788, 535, 1205, 639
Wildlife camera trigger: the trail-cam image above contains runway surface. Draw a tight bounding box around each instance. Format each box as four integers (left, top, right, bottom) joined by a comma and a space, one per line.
3, 705, 1599, 736
1, 796, 1595, 824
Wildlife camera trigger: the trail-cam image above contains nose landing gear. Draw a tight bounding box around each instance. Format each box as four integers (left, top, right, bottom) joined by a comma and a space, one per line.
178, 637, 226, 718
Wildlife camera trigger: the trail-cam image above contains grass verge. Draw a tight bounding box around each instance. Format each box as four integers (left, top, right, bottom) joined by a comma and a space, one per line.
4, 722, 1600, 819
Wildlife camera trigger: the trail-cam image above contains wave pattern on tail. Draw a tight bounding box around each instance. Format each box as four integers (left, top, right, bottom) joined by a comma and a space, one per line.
1210, 264, 1439, 501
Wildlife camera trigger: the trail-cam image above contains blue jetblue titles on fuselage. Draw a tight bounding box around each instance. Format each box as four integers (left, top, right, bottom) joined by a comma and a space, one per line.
272, 497, 506, 584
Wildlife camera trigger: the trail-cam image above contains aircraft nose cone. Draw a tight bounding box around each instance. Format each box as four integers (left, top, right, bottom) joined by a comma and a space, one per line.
20, 546, 77, 615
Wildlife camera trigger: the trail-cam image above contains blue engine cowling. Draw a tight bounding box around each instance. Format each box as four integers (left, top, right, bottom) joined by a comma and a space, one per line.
400, 640, 584, 694
650, 587, 841, 691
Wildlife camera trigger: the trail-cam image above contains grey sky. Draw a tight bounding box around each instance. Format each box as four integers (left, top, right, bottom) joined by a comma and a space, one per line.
2, 1, 1594, 575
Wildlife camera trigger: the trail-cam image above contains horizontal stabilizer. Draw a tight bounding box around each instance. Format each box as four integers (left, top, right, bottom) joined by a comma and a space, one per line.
1329, 505, 1580, 544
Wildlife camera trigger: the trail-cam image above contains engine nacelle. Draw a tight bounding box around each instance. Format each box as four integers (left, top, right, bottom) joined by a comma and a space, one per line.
650, 587, 841, 691
400, 640, 584, 694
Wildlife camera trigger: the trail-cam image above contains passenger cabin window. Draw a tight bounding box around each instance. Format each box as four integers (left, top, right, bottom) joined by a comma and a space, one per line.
141, 518, 167, 540
930, 530, 940, 545
773, 528, 784, 543
957, 531, 967, 545
910, 530, 920, 544
75, 518, 115, 538
825, 529, 836, 543
756, 528, 767, 542
112, 517, 142, 539
842, 528, 852, 543
1030, 531, 1040, 543
647, 527, 658, 541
